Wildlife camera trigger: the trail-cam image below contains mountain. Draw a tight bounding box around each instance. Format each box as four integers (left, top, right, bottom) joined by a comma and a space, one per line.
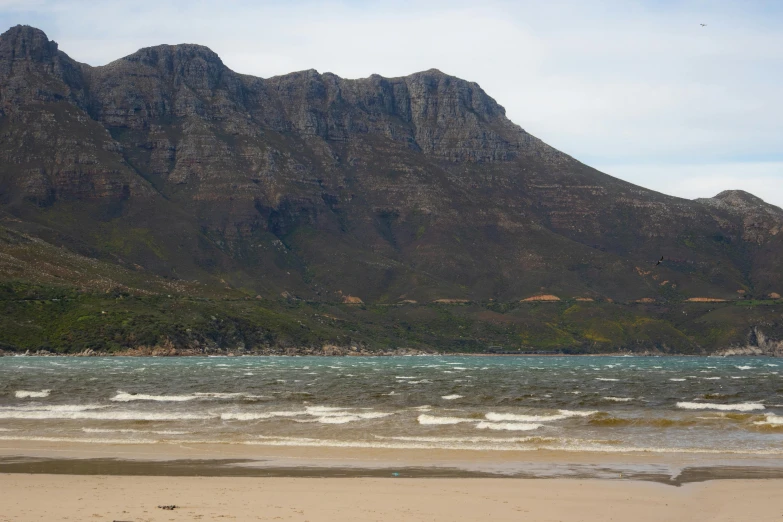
0, 25, 781, 355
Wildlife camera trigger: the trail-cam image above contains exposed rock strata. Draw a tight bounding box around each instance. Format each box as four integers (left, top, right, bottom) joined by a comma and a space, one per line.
0, 25, 782, 307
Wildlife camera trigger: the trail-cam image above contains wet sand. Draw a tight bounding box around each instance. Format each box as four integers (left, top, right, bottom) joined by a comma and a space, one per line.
2, 439, 783, 484
2, 474, 783, 521
2, 441, 783, 520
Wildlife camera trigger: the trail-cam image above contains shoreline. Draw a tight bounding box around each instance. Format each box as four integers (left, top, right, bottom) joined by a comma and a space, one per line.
1, 351, 776, 357
2, 440, 783, 486
2, 456, 783, 486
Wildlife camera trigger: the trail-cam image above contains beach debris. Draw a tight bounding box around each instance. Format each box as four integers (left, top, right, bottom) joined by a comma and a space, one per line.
158, 505, 178, 510
391, 472, 400, 477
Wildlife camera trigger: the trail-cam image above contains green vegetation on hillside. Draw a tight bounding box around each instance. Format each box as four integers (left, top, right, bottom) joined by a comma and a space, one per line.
1, 282, 780, 354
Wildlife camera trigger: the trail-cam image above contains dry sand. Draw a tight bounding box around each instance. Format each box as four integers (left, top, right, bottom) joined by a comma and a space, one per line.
1, 474, 783, 521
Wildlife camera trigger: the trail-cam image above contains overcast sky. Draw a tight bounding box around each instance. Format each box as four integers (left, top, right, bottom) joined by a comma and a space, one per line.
2, 0, 781, 207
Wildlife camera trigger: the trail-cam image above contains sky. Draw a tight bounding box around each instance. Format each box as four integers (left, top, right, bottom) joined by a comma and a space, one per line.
1, 0, 781, 207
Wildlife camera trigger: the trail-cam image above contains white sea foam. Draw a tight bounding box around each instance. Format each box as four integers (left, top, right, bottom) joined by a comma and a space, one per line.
486, 412, 567, 422
112, 391, 264, 402
0, 436, 159, 445
0, 409, 210, 421
676, 402, 765, 412
754, 415, 783, 426
736, 366, 753, 370
111, 392, 198, 402
702, 377, 721, 380
376, 435, 556, 444
441, 395, 463, 400
595, 378, 619, 382
193, 392, 266, 400
220, 411, 304, 421
603, 397, 633, 402
14, 390, 51, 398
0, 404, 104, 412
304, 406, 346, 413
314, 415, 367, 424
485, 410, 596, 423
669, 378, 686, 382
417, 414, 475, 425
557, 410, 598, 417
304, 407, 393, 424
475, 421, 542, 431
82, 428, 189, 435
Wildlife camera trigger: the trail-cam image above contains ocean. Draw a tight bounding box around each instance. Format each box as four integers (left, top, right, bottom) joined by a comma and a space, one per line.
1, 355, 782, 455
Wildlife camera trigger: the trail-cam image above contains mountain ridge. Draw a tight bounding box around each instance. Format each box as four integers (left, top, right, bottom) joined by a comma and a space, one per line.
0, 25, 781, 354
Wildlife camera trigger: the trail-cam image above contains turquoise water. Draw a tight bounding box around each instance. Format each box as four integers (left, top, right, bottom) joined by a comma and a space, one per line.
0, 355, 782, 454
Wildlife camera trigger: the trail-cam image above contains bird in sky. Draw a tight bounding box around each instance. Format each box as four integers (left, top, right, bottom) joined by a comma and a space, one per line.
655, 256, 664, 267
700, 23, 707, 27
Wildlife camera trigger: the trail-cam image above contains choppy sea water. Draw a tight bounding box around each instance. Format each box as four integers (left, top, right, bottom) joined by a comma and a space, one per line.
1, 356, 782, 455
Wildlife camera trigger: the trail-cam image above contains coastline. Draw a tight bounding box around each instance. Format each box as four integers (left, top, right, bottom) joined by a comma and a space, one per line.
1, 349, 775, 357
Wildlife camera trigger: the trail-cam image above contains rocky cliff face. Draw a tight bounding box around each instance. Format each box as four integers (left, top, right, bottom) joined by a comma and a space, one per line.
0, 25, 781, 305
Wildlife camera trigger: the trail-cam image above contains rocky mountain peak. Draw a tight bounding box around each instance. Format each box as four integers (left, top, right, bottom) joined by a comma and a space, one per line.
696, 190, 783, 244
698, 190, 783, 215
0, 25, 59, 65
122, 43, 223, 69
0, 25, 86, 107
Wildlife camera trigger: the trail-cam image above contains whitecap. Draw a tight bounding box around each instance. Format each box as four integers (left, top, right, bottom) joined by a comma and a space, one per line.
220, 411, 304, 421
754, 414, 783, 426
314, 415, 359, 424
603, 397, 632, 402
595, 378, 619, 382
486, 412, 567, 422
676, 402, 764, 412
485, 410, 596, 423
476, 421, 542, 431
0, 404, 104, 412
669, 378, 686, 382
441, 394, 463, 400
735, 366, 753, 370
15, 390, 51, 398
702, 377, 721, 380
304, 406, 345, 413
111, 391, 197, 402
557, 410, 598, 417
194, 392, 265, 399
0, 409, 210, 421
417, 414, 475, 425
81, 428, 189, 435
112, 391, 263, 402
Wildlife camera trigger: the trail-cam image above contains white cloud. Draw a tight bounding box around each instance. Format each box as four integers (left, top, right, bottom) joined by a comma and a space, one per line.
1, 0, 781, 204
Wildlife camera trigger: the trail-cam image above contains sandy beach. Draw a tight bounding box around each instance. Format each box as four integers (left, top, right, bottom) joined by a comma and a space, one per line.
1, 474, 783, 521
